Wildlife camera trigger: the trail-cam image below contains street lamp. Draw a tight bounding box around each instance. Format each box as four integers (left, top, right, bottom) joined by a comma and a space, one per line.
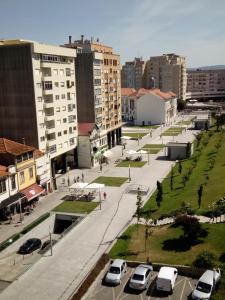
128, 163, 131, 182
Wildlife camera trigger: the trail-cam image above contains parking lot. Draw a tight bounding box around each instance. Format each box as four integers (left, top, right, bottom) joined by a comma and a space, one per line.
83, 265, 197, 300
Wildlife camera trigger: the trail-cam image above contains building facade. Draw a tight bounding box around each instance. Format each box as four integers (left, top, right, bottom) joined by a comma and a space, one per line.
186, 68, 225, 100
143, 53, 187, 100
0, 39, 78, 180
121, 57, 146, 90
64, 36, 122, 149
121, 88, 177, 125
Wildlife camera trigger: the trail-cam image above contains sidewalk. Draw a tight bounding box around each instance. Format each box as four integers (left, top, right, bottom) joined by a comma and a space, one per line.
0, 115, 199, 300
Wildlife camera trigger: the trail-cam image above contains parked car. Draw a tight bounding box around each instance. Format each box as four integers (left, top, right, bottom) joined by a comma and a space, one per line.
38, 239, 56, 254
18, 238, 42, 254
104, 259, 127, 285
129, 264, 153, 290
192, 269, 221, 300
156, 266, 178, 293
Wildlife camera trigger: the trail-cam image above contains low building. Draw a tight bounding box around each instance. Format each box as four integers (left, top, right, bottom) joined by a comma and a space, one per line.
121, 88, 177, 125
167, 142, 194, 160
0, 138, 45, 211
77, 123, 107, 168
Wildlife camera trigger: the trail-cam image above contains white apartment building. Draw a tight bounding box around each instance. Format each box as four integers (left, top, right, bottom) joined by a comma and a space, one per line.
187, 68, 225, 100
121, 88, 177, 125
0, 40, 78, 179
143, 53, 187, 100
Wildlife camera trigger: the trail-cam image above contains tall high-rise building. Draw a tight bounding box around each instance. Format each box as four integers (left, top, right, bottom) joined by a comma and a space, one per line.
143, 53, 187, 100
64, 35, 122, 148
186, 68, 225, 100
0, 39, 78, 177
121, 57, 146, 90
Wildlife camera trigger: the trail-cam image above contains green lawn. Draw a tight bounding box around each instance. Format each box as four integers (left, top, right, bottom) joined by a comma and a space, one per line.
116, 160, 147, 167
109, 223, 225, 266
176, 120, 192, 125
52, 201, 99, 214
161, 127, 185, 136
141, 144, 164, 154
128, 125, 159, 129
122, 132, 147, 138
143, 127, 225, 218
92, 176, 128, 186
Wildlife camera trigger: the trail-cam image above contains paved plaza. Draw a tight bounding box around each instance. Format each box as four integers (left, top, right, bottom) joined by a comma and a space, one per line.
0, 115, 199, 300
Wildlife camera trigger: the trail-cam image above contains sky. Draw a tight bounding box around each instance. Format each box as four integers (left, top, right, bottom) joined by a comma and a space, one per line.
0, 0, 225, 67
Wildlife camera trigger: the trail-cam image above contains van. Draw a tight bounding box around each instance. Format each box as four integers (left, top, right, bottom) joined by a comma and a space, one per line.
156, 266, 178, 293
192, 269, 221, 300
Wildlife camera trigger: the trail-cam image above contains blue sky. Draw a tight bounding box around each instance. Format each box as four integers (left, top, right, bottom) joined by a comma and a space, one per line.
0, 0, 225, 67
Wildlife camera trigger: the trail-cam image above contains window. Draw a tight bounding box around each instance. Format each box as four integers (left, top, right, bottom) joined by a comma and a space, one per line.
0, 179, 6, 194
40, 136, 45, 142
28, 152, 33, 159
37, 97, 42, 102
63, 130, 67, 134
11, 175, 16, 190
20, 171, 25, 184
69, 127, 73, 134
22, 153, 28, 161
66, 68, 71, 76
36, 83, 42, 88
62, 106, 66, 111
16, 155, 22, 163
60, 82, 65, 87
41, 54, 59, 62
56, 119, 61, 125
39, 123, 45, 129
29, 167, 34, 179
43, 81, 52, 90
54, 82, 59, 87
58, 132, 62, 137
61, 94, 65, 99
53, 69, 58, 75
63, 118, 67, 123
56, 107, 60, 112
58, 143, 62, 149
33, 53, 40, 60
59, 69, 64, 75
55, 95, 60, 100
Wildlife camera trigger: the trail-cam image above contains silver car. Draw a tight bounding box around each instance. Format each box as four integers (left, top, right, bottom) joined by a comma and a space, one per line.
104, 259, 127, 285
129, 264, 153, 290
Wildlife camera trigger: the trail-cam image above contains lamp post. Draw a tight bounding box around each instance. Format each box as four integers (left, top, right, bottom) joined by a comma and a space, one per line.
128, 163, 131, 182
99, 188, 102, 210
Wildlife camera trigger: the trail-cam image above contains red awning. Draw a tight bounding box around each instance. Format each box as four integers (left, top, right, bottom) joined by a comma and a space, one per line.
21, 183, 45, 201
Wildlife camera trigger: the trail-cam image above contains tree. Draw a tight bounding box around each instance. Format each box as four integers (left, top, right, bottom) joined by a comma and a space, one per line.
143, 212, 153, 253
135, 188, 143, 231
178, 161, 182, 175
156, 181, 163, 207
215, 113, 225, 131
186, 142, 192, 158
193, 251, 216, 269
198, 184, 204, 208
175, 215, 202, 241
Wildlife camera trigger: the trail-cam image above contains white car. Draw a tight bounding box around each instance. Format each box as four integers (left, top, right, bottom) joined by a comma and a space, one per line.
104, 259, 127, 285
192, 269, 221, 300
129, 264, 153, 290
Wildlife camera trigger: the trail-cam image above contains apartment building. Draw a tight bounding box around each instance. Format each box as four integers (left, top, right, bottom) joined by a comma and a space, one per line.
64, 36, 122, 149
0, 39, 78, 179
121, 57, 146, 90
186, 68, 225, 100
143, 53, 187, 100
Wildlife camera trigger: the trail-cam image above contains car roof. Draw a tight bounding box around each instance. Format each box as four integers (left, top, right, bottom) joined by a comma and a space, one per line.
158, 267, 177, 280
134, 264, 152, 275
199, 270, 215, 284
111, 259, 125, 267
27, 238, 40, 242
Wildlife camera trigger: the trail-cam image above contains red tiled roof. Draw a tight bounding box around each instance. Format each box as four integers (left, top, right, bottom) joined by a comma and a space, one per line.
78, 123, 96, 136
0, 138, 35, 156
121, 88, 136, 97
0, 165, 8, 177
34, 149, 44, 159
130, 88, 176, 100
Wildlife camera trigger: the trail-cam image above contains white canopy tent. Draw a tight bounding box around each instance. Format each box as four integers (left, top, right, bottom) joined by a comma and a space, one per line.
69, 182, 89, 190
86, 183, 105, 209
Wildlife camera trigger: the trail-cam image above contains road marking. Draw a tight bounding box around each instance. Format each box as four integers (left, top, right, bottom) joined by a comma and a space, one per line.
118, 294, 129, 300
112, 287, 116, 300
140, 294, 144, 300
174, 278, 184, 287
180, 278, 187, 300
115, 279, 128, 300
187, 278, 194, 290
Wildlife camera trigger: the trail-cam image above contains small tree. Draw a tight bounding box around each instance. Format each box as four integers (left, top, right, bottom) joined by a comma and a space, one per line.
143, 212, 153, 253
193, 251, 216, 269
135, 188, 143, 230
156, 181, 163, 207
198, 184, 204, 208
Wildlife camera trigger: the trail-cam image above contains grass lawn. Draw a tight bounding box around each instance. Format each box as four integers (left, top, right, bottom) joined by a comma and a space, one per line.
141, 144, 164, 154
122, 132, 147, 138
176, 120, 192, 125
128, 125, 160, 129
161, 127, 185, 136
52, 201, 99, 214
143, 127, 225, 218
92, 176, 128, 186
116, 160, 147, 167
109, 223, 225, 266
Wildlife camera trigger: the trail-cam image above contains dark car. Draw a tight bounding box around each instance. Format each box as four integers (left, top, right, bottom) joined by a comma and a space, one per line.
18, 238, 42, 254
38, 239, 56, 254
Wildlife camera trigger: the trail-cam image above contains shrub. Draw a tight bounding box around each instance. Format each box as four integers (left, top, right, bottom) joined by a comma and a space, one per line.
193, 251, 216, 269
0, 233, 21, 252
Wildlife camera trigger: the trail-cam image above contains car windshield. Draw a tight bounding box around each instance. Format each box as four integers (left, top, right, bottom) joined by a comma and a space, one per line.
109, 266, 120, 274
132, 274, 144, 281
196, 281, 212, 294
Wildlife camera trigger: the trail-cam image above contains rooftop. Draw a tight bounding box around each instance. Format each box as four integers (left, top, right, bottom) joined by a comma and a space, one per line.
0, 138, 35, 156
130, 88, 176, 100
78, 123, 97, 136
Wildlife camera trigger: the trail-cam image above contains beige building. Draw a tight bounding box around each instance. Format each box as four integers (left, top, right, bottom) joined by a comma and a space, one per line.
143, 53, 187, 100
64, 36, 122, 149
121, 57, 146, 90
0, 39, 78, 181
186, 68, 225, 100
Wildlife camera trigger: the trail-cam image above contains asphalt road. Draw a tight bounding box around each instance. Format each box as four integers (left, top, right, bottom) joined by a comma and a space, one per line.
83, 266, 197, 300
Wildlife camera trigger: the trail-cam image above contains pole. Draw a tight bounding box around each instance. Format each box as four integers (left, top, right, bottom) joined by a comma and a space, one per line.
49, 226, 53, 256
99, 188, 102, 210
19, 200, 23, 223
128, 164, 131, 182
